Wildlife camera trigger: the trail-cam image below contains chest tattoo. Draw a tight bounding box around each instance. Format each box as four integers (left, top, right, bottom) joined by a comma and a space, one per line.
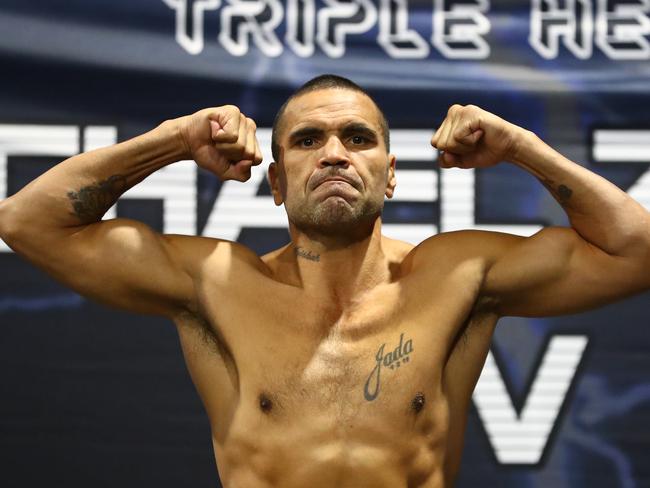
363, 332, 414, 401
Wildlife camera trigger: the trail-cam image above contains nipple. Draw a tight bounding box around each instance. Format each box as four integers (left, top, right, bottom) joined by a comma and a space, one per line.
411, 392, 425, 413
259, 393, 273, 413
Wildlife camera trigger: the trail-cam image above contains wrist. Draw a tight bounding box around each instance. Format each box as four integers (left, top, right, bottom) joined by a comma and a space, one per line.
507, 127, 538, 167
158, 117, 192, 162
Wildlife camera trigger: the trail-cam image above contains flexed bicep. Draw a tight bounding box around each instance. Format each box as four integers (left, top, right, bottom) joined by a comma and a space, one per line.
19, 218, 198, 317
0, 103, 265, 318
482, 227, 647, 317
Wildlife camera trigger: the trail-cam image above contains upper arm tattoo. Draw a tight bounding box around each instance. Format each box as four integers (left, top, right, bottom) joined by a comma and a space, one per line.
541, 177, 573, 206
67, 174, 127, 224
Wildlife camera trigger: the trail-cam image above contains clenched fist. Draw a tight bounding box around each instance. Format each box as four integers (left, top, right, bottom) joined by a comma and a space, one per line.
178, 105, 263, 182
431, 105, 527, 169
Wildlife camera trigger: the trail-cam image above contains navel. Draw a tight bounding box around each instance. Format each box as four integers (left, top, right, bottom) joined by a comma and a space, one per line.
259, 393, 273, 413
411, 392, 425, 413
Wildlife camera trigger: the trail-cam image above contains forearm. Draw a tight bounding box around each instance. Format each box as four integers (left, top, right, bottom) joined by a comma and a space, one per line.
511, 130, 650, 256
0, 119, 187, 235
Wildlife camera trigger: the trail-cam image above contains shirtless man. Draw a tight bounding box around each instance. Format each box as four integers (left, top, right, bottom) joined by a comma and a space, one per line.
0, 74, 648, 487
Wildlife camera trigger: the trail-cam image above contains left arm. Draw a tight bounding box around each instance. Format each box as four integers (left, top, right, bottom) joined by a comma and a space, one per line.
431, 105, 650, 317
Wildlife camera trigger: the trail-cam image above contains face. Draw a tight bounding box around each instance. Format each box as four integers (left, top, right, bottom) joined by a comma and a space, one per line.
268, 89, 396, 237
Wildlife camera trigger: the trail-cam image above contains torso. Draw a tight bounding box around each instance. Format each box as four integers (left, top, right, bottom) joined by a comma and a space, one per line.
173, 234, 499, 488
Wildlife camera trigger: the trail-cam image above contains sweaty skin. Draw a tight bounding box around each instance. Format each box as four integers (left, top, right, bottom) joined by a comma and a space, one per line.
1, 89, 649, 487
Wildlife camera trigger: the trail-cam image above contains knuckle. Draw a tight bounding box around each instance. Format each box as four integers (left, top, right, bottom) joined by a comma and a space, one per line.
459, 106, 473, 117
222, 105, 241, 119
247, 117, 257, 130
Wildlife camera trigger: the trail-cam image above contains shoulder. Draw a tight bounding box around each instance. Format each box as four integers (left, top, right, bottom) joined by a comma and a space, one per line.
162, 233, 273, 279
381, 234, 415, 262
398, 231, 515, 316
398, 230, 528, 298
404, 230, 520, 270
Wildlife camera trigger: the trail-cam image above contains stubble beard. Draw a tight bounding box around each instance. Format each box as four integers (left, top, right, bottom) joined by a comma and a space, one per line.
287, 194, 384, 238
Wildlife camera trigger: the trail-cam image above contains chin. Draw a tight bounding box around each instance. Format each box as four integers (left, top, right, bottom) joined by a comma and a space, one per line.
290, 198, 383, 237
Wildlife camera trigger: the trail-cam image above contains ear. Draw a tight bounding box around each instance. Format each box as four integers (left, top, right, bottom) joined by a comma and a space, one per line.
384, 154, 397, 199
267, 162, 284, 206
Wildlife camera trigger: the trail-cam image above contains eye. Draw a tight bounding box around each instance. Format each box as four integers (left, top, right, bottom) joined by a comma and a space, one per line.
351, 135, 367, 145
300, 137, 315, 147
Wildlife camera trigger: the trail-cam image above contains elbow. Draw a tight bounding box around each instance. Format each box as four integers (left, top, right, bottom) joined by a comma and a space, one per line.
621, 212, 650, 276
603, 206, 650, 258
0, 197, 21, 247
630, 210, 650, 257
631, 222, 650, 289
641, 212, 650, 272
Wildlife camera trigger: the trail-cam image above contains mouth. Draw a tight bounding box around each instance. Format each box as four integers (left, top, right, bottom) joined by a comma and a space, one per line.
318, 178, 352, 187
310, 177, 359, 203
313, 175, 358, 191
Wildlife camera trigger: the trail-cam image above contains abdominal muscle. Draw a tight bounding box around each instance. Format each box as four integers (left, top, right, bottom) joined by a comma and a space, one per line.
214, 388, 449, 488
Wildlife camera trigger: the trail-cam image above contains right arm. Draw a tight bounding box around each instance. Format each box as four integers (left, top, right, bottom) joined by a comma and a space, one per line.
0, 106, 262, 317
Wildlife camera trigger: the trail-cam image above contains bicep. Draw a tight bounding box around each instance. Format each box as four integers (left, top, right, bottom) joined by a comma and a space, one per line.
35, 218, 196, 316
483, 227, 647, 317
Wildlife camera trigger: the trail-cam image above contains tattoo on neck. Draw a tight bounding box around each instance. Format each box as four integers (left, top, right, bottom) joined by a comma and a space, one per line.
364, 332, 414, 401
295, 247, 320, 262
67, 174, 127, 224
541, 178, 573, 205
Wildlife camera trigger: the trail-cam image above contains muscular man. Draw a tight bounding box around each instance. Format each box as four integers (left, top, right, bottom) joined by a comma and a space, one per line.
1, 75, 648, 487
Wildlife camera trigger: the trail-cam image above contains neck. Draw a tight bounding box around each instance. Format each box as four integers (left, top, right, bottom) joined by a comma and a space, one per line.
285, 218, 391, 307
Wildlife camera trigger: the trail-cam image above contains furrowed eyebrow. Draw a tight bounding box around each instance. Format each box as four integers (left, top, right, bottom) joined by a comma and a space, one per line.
287, 123, 378, 144
341, 123, 378, 140
288, 126, 325, 142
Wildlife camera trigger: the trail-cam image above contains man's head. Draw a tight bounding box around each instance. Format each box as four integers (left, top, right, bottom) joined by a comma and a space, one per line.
268, 75, 396, 239
271, 75, 390, 160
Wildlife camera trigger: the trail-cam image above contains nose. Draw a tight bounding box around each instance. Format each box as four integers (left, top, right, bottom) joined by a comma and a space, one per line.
318, 136, 350, 168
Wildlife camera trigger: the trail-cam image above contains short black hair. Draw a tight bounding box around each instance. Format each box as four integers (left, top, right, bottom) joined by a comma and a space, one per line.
271, 74, 390, 161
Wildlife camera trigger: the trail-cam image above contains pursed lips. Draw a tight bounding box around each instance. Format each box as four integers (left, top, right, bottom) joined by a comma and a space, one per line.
321, 177, 350, 186
312, 175, 359, 191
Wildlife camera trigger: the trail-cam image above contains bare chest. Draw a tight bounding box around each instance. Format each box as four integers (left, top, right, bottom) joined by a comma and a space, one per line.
200, 291, 474, 486
200, 272, 481, 419
262, 325, 434, 426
